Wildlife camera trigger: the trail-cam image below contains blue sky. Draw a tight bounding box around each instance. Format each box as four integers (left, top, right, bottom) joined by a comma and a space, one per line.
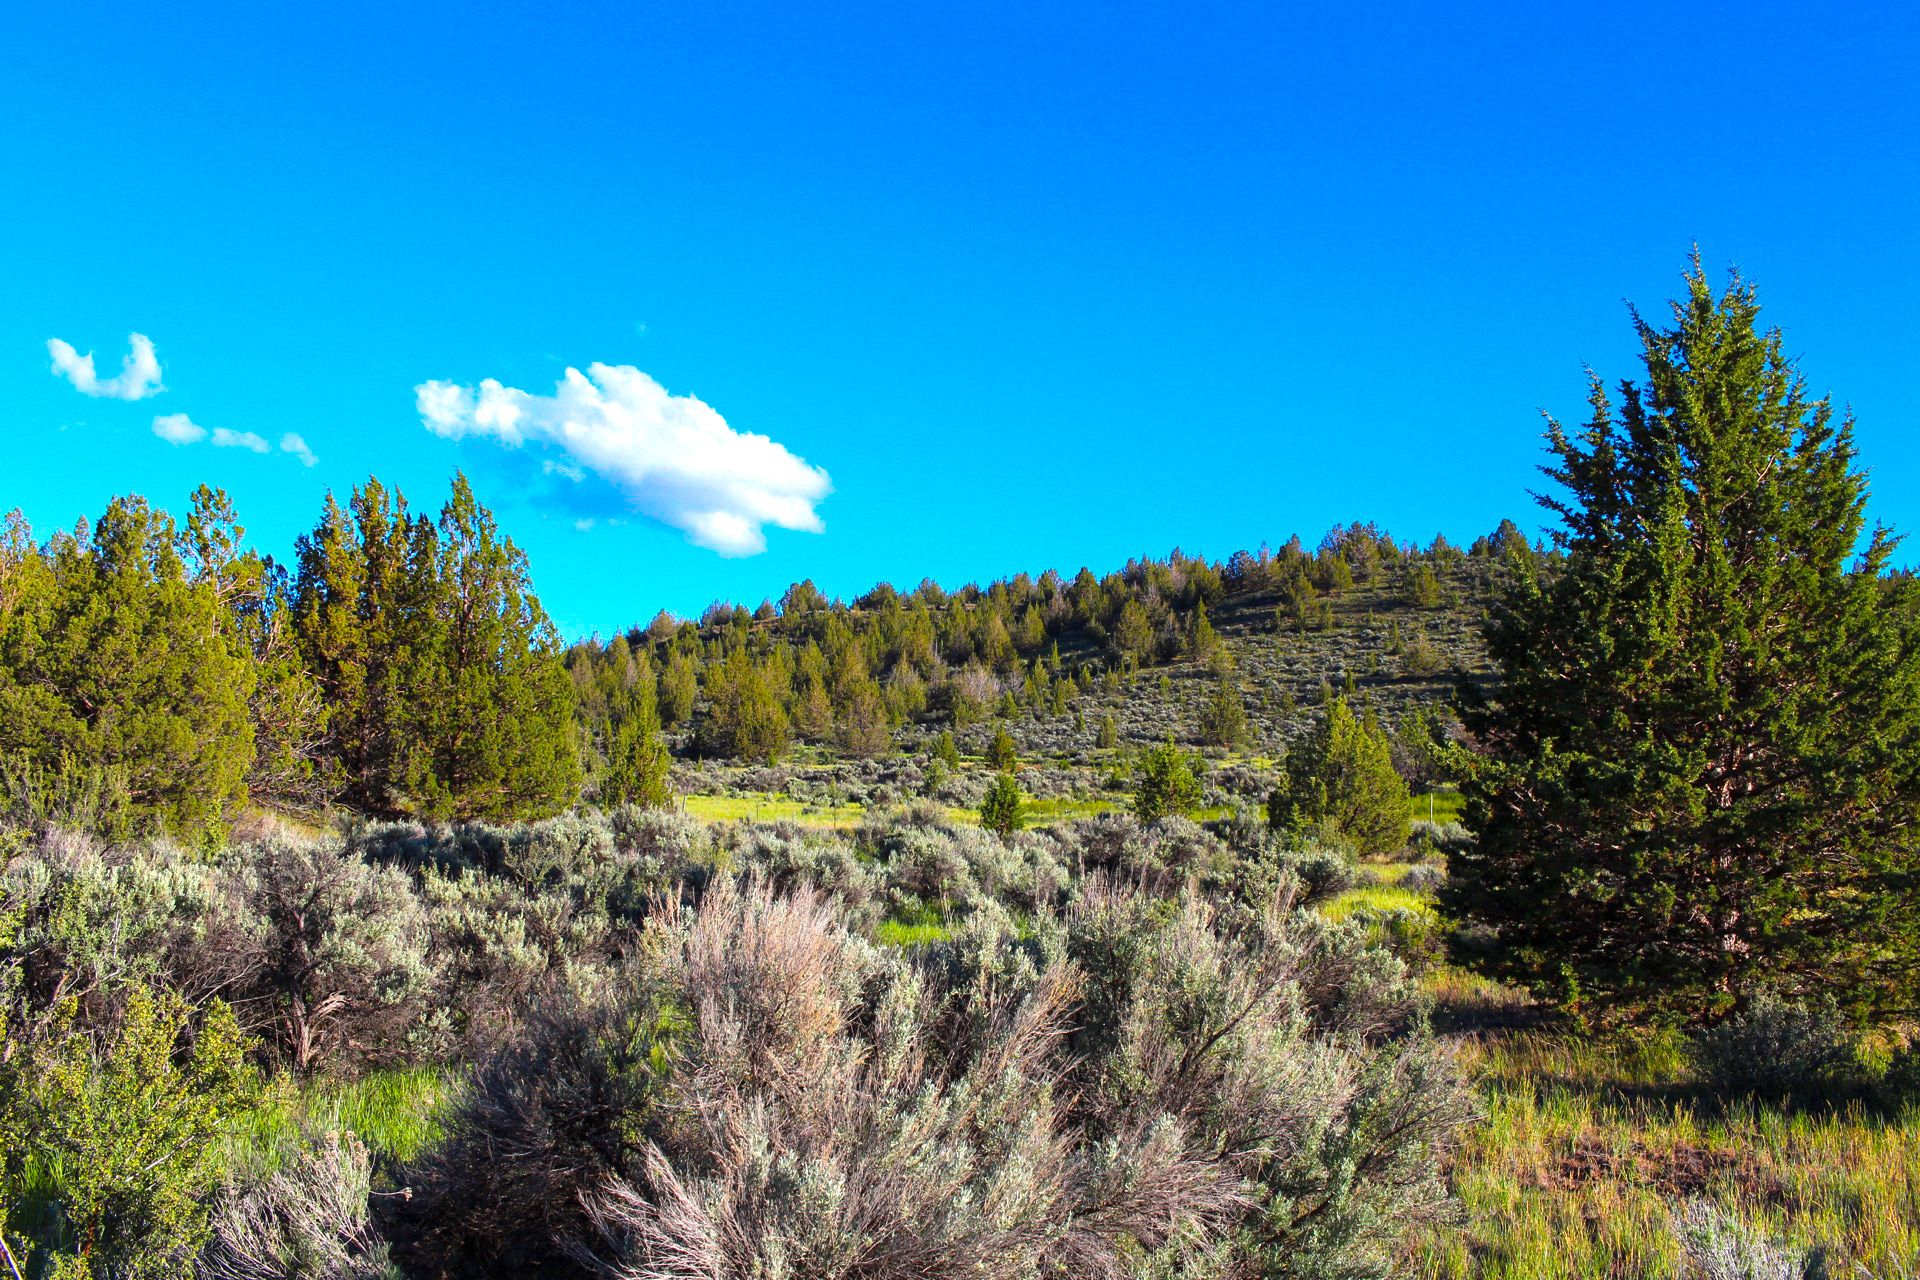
5, 1, 1917, 638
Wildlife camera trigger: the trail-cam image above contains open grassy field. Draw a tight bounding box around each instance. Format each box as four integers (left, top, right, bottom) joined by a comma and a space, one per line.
1411, 1020, 1920, 1276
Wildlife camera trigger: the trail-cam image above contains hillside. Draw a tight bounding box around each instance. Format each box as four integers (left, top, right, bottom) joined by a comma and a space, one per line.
565, 526, 1523, 823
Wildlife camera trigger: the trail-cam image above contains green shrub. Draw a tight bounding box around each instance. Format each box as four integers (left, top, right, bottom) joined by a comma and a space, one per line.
1, 988, 260, 1279
1691, 991, 1858, 1101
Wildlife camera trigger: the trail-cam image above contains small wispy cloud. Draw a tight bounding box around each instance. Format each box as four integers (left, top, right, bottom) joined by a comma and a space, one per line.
415, 363, 832, 557
279, 433, 318, 467
149, 414, 316, 465
49, 333, 165, 400
211, 427, 270, 453
152, 412, 206, 446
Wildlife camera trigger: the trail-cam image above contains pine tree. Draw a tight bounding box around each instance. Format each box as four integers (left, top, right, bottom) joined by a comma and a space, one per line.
932, 729, 962, 771
1189, 603, 1220, 660
1198, 673, 1247, 748
601, 677, 673, 809
700, 647, 790, 763
293, 475, 580, 819
979, 772, 1023, 841
1134, 741, 1203, 823
987, 724, 1018, 770
1269, 697, 1408, 855
1443, 262, 1920, 1027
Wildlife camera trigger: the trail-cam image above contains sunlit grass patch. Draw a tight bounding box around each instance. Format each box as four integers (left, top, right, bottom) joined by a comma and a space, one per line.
228, 1065, 458, 1173
1411, 788, 1466, 823
1414, 1022, 1920, 1276
875, 902, 957, 947
1322, 881, 1434, 922
679, 792, 869, 827
1018, 794, 1119, 825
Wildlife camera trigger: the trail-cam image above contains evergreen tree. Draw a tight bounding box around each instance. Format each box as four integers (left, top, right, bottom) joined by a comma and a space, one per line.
1444, 264, 1920, 1027
931, 729, 962, 771
1189, 602, 1220, 660
292, 475, 580, 819
987, 724, 1018, 770
0, 496, 254, 837
1269, 697, 1408, 855
600, 675, 673, 809
659, 650, 699, 727
1134, 741, 1203, 823
1197, 673, 1247, 748
415, 476, 581, 820
700, 647, 791, 763
979, 772, 1023, 841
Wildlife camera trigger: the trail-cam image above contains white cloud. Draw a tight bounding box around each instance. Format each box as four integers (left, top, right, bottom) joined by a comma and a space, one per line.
211, 426, 270, 453
279, 433, 318, 466
49, 333, 164, 400
152, 412, 207, 446
151, 413, 297, 460
415, 363, 832, 556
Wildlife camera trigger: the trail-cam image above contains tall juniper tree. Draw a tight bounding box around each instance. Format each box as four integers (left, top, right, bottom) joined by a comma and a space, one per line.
1444, 261, 1920, 1027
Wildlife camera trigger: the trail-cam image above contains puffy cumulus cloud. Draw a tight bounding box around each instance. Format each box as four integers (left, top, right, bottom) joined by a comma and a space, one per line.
211, 427, 270, 453
279, 433, 318, 466
49, 333, 164, 400
152, 412, 207, 445
415, 364, 832, 557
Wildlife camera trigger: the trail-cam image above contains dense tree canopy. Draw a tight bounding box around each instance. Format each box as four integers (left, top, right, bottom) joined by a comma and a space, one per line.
0, 475, 580, 837
0, 497, 254, 837
293, 474, 581, 821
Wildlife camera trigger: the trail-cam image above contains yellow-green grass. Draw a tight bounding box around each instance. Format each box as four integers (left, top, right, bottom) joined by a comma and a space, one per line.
1322, 880, 1435, 922
228, 1066, 459, 1173
1318, 872, 1920, 1272
1412, 788, 1467, 823
1019, 794, 1120, 825
679, 789, 1122, 831
678, 792, 873, 827
1414, 1027, 1920, 1276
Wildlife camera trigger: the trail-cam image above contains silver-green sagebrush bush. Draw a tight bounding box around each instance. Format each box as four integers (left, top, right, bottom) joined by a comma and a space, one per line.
385, 873, 1470, 1279
200, 1131, 396, 1280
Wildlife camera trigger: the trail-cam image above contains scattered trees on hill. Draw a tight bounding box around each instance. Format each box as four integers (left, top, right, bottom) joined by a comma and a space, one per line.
563, 524, 1512, 767
1445, 263, 1920, 1028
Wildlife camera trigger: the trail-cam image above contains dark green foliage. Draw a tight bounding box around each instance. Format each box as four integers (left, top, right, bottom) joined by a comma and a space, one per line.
978, 772, 1023, 840
931, 730, 961, 770
695, 646, 791, 762
293, 474, 582, 821
1134, 741, 1203, 823
1197, 671, 1247, 747
598, 673, 673, 810
1269, 697, 1410, 856
1444, 263, 1920, 1027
